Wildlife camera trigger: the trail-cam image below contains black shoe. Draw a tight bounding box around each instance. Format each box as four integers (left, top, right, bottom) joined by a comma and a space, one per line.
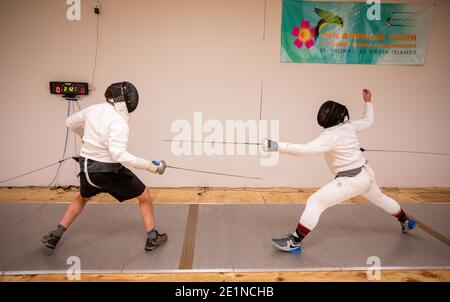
145, 230, 168, 251
41, 232, 61, 249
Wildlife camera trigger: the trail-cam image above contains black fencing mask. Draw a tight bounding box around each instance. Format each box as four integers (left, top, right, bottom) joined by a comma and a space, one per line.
317, 100, 349, 128
105, 82, 139, 113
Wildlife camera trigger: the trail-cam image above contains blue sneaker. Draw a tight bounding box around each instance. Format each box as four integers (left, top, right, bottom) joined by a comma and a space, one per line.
401, 219, 417, 233
272, 234, 302, 253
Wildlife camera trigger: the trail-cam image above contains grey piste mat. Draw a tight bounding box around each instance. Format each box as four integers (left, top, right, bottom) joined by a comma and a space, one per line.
0, 203, 449, 275
402, 203, 450, 239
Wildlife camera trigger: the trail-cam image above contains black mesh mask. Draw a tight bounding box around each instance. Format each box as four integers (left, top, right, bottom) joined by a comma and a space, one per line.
317, 100, 349, 128
105, 82, 139, 113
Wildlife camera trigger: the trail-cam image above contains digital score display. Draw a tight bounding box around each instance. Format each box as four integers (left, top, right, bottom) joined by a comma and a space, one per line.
50, 82, 89, 96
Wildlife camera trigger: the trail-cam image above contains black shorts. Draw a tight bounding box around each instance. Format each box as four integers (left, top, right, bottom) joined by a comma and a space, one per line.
80, 167, 146, 202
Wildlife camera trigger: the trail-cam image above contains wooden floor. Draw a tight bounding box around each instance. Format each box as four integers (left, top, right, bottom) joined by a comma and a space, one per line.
1, 187, 449, 204
2, 270, 450, 282
0, 187, 449, 282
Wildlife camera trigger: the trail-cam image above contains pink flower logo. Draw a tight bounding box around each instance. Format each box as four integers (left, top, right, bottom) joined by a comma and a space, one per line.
291, 20, 315, 49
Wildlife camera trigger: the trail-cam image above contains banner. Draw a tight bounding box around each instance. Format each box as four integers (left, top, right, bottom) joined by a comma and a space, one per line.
281, 0, 433, 65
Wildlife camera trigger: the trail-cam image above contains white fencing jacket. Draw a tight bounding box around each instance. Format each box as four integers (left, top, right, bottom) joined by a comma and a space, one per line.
278, 102, 374, 174
66, 102, 150, 170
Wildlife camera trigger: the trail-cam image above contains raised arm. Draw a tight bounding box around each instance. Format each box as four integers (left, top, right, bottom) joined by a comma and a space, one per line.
263, 132, 337, 157
351, 89, 374, 132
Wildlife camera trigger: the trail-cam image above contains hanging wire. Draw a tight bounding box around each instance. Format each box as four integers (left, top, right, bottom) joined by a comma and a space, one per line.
0, 157, 74, 185
73, 102, 78, 155
361, 148, 450, 157
72, 102, 78, 176
75, 100, 82, 111
90, 13, 100, 88
48, 102, 71, 187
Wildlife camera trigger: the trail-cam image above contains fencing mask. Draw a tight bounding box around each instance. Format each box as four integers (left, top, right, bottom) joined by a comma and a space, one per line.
105, 82, 139, 115
317, 100, 349, 128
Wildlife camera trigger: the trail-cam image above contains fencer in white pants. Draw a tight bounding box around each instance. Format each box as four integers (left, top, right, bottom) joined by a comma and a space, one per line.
300, 165, 400, 231
266, 90, 416, 253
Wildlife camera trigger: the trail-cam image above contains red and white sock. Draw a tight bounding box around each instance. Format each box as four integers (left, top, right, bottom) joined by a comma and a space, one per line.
394, 209, 408, 223
293, 224, 311, 242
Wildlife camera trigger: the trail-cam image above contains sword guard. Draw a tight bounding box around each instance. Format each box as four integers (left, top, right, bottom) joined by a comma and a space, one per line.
158, 160, 167, 175
152, 160, 166, 175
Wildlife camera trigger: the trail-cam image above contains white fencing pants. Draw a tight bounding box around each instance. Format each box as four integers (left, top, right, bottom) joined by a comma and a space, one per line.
299, 165, 401, 230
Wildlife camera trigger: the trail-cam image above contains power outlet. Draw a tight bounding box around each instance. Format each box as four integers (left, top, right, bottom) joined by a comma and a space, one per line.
94, 3, 101, 15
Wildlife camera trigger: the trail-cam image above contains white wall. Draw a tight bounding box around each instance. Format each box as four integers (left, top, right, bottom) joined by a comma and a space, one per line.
0, 0, 449, 188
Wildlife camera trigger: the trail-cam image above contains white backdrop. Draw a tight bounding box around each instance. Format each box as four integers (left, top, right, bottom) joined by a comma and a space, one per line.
0, 0, 449, 187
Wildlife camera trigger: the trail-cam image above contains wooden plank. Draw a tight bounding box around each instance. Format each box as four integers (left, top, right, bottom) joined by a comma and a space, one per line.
197, 189, 264, 204
178, 204, 199, 269
0, 270, 449, 282
1, 187, 449, 204
410, 215, 450, 247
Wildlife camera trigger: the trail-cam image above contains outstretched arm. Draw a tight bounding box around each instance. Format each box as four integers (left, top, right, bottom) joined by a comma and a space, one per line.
264, 132, 337, 157
108, 120, 164, 174
351, 89, 374, 132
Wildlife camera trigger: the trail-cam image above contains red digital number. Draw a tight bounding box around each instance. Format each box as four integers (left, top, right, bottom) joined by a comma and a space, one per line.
80, 87, 85, 94
56, 86, 61, 93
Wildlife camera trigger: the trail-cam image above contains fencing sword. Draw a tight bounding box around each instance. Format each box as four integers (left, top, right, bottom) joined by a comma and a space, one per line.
165, 164, 262, 180
162, 139, 261, 146
163, 140, 450, 157
161, 140, 263, 179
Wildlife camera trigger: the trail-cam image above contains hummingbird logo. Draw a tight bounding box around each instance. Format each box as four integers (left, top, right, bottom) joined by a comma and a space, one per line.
314, 8, 344, 41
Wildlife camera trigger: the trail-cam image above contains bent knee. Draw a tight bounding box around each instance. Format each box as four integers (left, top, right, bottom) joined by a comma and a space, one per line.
138, 188, 152, 201
80, 196, 91, 204
76, 194, 91, 203
305, 195, 326, 212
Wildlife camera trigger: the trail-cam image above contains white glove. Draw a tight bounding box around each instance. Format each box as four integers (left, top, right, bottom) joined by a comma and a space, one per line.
146, 160, 167, 175
262, 139, 279, 152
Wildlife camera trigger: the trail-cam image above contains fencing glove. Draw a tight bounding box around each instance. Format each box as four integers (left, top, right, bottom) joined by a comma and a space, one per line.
262, 139, 279, 152
146, 160, 167, 175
